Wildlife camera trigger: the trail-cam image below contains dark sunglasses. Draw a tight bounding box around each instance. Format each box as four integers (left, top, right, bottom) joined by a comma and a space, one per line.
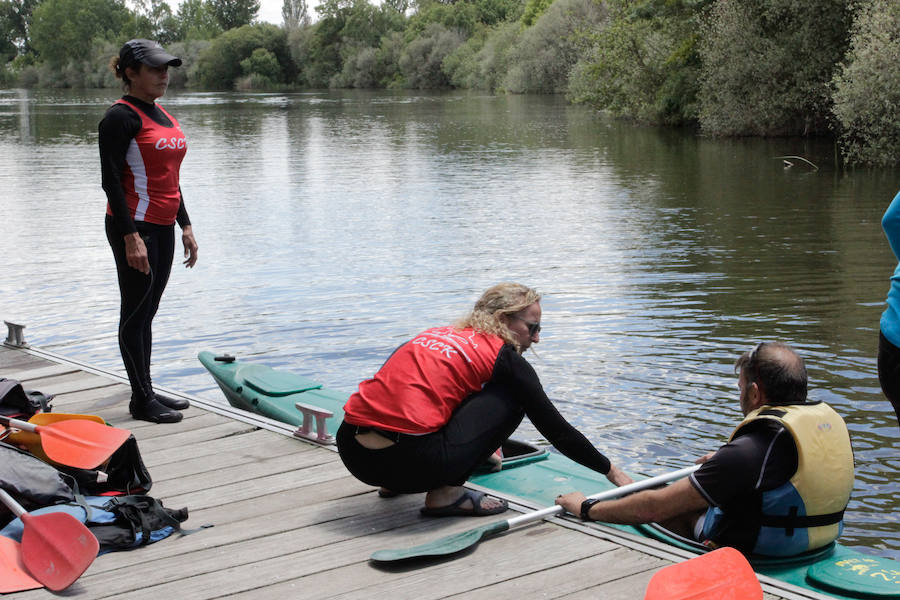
747, 342, 766, 385
512, 315, 541, 336
747, 342, 765, 362
748, 342, 765, 364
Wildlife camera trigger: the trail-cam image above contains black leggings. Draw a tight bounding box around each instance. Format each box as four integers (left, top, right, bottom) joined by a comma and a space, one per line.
336, 383, 525, 493
877, 332, 900, 428
105, 217, 174, 399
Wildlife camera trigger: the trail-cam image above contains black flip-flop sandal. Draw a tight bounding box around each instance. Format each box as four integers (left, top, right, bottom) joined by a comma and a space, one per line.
420, 489, 508, 517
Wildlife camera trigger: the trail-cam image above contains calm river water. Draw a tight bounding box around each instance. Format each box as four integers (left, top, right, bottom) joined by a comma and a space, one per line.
0, 88, 897, 558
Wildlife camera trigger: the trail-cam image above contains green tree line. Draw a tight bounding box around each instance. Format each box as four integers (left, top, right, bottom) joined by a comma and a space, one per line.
1, 0, 898, 166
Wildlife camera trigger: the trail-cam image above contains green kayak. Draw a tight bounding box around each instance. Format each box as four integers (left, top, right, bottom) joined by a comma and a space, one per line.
199, 350, 347, 443
198, 351, 899, 599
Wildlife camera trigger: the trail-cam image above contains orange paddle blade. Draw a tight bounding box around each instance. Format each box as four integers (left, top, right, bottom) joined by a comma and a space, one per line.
36, 419, 131, 469
0, 536, 43, 593
6, 414, 106, 463
20, 512, 99, 592
29, 413, 106, 426
644, 547, 763, 600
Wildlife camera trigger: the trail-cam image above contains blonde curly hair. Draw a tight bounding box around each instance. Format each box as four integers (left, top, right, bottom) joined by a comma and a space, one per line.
453, 282, 541, 351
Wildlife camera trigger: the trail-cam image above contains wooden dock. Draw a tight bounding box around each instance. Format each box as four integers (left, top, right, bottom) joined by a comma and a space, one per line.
0, 339, 830, 599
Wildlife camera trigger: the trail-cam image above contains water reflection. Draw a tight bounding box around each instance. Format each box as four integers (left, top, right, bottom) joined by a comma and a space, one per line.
0, 88, 897, 558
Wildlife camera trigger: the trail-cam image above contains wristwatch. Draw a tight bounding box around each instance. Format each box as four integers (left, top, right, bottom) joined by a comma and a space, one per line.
580, 498, 602, 521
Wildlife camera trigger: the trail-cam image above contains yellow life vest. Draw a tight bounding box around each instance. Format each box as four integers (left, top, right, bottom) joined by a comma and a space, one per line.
731, 402, 854, 555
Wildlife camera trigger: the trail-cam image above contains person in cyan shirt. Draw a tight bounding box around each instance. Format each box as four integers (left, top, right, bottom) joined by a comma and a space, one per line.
99, 39, 198, 424
878, 190, 900, 428
338, 282, 632, 517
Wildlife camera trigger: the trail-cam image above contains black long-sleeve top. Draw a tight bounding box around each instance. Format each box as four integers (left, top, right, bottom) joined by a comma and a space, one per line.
493, 345, 612, 474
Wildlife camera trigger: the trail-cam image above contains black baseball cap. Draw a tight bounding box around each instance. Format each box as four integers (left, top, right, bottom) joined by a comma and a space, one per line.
120, 39, 182, 68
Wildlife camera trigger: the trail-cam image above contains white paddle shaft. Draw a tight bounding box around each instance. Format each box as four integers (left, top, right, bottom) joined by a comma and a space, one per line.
0, 488, 26, 518
506, 464, 701, 528
0, 416, 37, 433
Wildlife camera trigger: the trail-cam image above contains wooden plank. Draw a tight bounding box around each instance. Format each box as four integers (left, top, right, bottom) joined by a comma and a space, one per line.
46, 384, 131, 413
149, 450, 333, 497
156, 458, 351, 509
0, 349, 51, 371
144, 429, 305, 475
31, 391, 205, 429
50, 384, 130, 402
131, 420, 259, 455
116, 411, 237, 440
17, 371, 118, 395
140, 427, 304, 466
560, 568, 657, 599
440, 547, 667, 600
1, 362, 78, 381
34, 389, 215, 433
183, 474, 373, 525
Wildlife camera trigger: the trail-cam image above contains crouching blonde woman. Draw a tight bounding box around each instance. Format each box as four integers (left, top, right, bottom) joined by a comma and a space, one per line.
337, 283, 632, 517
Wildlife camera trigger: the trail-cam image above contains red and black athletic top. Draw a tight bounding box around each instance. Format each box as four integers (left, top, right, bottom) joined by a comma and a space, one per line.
99, 95, 190, 235
344, 326, 613, 474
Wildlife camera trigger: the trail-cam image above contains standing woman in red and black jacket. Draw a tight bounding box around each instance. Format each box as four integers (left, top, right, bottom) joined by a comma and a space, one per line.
99, 39, 198, 424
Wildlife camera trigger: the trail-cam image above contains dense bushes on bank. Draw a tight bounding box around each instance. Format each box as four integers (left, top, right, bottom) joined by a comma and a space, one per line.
831, 0, 900, 167
698, 0, 853, 137
1, 0, 899, 165
195, 23, 294, 88
567, 0, 699, 125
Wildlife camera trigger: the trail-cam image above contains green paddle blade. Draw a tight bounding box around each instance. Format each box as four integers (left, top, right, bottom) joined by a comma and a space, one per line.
371, 520, 510, 563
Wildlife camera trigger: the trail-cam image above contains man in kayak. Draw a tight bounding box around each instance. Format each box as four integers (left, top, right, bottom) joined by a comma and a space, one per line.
338, 282, 632, 517
556, 342, 854, 557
